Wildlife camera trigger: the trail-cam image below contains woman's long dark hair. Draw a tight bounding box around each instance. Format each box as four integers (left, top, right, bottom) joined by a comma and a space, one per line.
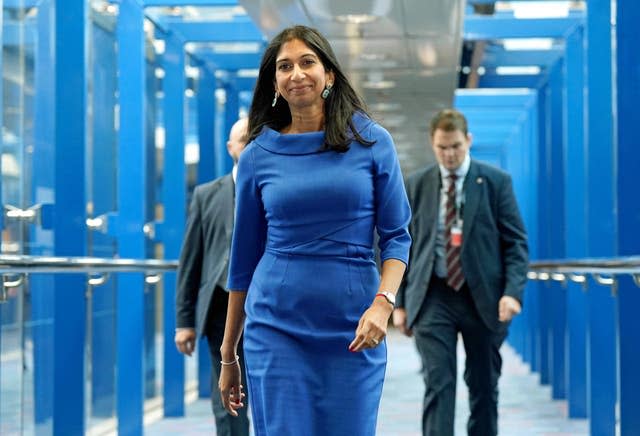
247, 25, 373, 152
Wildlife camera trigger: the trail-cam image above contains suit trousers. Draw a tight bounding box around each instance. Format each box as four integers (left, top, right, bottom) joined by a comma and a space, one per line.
413, 276, 508, 436
205, 286, 250, 436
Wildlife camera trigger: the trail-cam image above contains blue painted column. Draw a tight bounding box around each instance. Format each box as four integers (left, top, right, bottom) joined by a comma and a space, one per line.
197, 66, 217, 185
548, 60, 567, 400
161, 34, 187, 417
221, 76, 239, 177
88, 21, 118, 418
195, 67, 217, 400
53, 1, 88, 434
616, 0, 640, 434
31, 0, 56, 428
585, 1, 617, 434
536, 83, 550, 386
563, 27, 588, 419
116, 2, 146, 434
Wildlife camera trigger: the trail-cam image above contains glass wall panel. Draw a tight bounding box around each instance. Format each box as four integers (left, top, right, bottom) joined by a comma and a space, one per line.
144, 16, 163, 412
2, 3, 49, 435
85, 3, 119, 432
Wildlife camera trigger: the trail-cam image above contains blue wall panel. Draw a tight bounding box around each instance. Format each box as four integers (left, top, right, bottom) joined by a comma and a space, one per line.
197, 68, 216, 185
116, 2, 147, 434
89, 20, 118, 420
536, 84, 550, 385
31, 1, 55, 430
53, 1, 88, 434
161, 36, 187, 417
547, 60, 567, 400
585, 1, 617, 434
616, 0, 640, 434
563, 28, 588, 419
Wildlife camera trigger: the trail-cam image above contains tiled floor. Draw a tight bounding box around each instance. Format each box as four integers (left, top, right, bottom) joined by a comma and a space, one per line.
145, 329, 588, 435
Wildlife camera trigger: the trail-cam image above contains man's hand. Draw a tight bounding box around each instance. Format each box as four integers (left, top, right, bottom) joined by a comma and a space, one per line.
392, 308, 413, 337
175, 328, 197, 356
499, 296, 522, 322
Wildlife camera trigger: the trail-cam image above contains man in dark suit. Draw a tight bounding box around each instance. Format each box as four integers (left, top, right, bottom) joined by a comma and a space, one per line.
394, 109, 528, 436
175, 118, 250, 435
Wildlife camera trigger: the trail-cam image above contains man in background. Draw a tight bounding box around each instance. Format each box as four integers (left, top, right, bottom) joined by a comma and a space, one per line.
395, 109, 528, 436
175, 118, 250, 436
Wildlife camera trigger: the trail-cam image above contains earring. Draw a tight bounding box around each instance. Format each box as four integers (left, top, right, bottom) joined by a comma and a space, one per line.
321, 83, 333, 99
271, 91, 279, 107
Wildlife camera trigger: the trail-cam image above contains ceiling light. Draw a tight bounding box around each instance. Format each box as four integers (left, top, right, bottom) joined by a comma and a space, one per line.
502, 38, 554, 51
495, 66, 541, 75
369, 102, 402, 112
362, 80, 396, 89
495, 1, 574, 18
237, 69, 259, 78
153, 40, 165, 55
363, 70, 395, 89
359, 53, 388, 61
335, 14, 378, 24
185, 66, 200, 79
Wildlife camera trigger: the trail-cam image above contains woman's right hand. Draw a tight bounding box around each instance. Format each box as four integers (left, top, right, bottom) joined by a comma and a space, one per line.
218, 360, 245, 416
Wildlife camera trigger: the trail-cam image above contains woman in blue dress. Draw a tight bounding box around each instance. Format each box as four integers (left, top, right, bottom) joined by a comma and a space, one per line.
218, 25, 411, 435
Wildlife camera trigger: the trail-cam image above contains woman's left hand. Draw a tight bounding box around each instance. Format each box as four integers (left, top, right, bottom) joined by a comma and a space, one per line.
349, 299, 394, 352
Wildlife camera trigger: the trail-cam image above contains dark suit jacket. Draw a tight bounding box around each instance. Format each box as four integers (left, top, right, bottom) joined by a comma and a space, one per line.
397, 160, 528, 331
176, 174, 234, 336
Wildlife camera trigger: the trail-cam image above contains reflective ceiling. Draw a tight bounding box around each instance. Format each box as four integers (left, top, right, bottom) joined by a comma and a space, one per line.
238, 0, 466, 174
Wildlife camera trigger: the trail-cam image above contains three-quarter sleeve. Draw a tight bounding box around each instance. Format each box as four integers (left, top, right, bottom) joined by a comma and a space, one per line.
227, 146, 267, 291
371, 126, 412, 264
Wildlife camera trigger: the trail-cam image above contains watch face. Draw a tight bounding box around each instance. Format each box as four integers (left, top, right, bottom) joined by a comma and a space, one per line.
381, 291, 395, 306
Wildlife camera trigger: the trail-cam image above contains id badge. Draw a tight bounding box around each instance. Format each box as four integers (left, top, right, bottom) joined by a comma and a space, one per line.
451, 224, 463, 247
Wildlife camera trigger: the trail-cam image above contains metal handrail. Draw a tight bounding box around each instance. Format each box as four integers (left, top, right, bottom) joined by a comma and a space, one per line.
527, 256, 640, 293
0, 254, 178, 274
529, 256, 640, 275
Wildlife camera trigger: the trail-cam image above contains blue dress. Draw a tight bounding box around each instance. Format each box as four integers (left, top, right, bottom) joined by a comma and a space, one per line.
227, 113, 411, 436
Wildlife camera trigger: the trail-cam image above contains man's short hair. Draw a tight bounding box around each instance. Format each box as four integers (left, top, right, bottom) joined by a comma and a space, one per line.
429, 109, 469, 138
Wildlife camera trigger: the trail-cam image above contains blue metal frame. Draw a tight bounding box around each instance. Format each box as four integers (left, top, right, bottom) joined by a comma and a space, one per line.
196, 66, 217, 185
478, 74, 545, 89
116, 1, 147, 434
585, 1, 617, 434
464, 14, 584, 40
219, 74, 239, 177
616, 1, 640, 434
535, 85, 550, 385
4, 0, 40, 6
89, 17, 119, 419
161, 34, 187, 417
2, 21, 36, 46
52, 1, 88, 434
548, 60, 567, 400
196, 52, 262, 71
481, 48, 563, 69
165, 18, 264, 43
563, 27, 588, 419
31, 1, 56, 430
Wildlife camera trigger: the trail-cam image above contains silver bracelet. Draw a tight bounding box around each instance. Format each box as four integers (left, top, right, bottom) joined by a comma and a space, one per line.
220, 355, 239, 366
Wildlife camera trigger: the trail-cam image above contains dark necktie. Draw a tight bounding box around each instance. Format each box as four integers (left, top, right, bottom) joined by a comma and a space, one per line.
445, 174, 464, 290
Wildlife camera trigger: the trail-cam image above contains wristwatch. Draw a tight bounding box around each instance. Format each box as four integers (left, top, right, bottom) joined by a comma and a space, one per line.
376, 291, 396, 308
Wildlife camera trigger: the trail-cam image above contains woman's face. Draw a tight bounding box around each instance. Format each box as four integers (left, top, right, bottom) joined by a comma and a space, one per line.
274, 38, 334, 111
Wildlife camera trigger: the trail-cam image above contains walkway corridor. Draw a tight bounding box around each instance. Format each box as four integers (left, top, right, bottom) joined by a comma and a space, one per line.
146, 329, 588, 435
